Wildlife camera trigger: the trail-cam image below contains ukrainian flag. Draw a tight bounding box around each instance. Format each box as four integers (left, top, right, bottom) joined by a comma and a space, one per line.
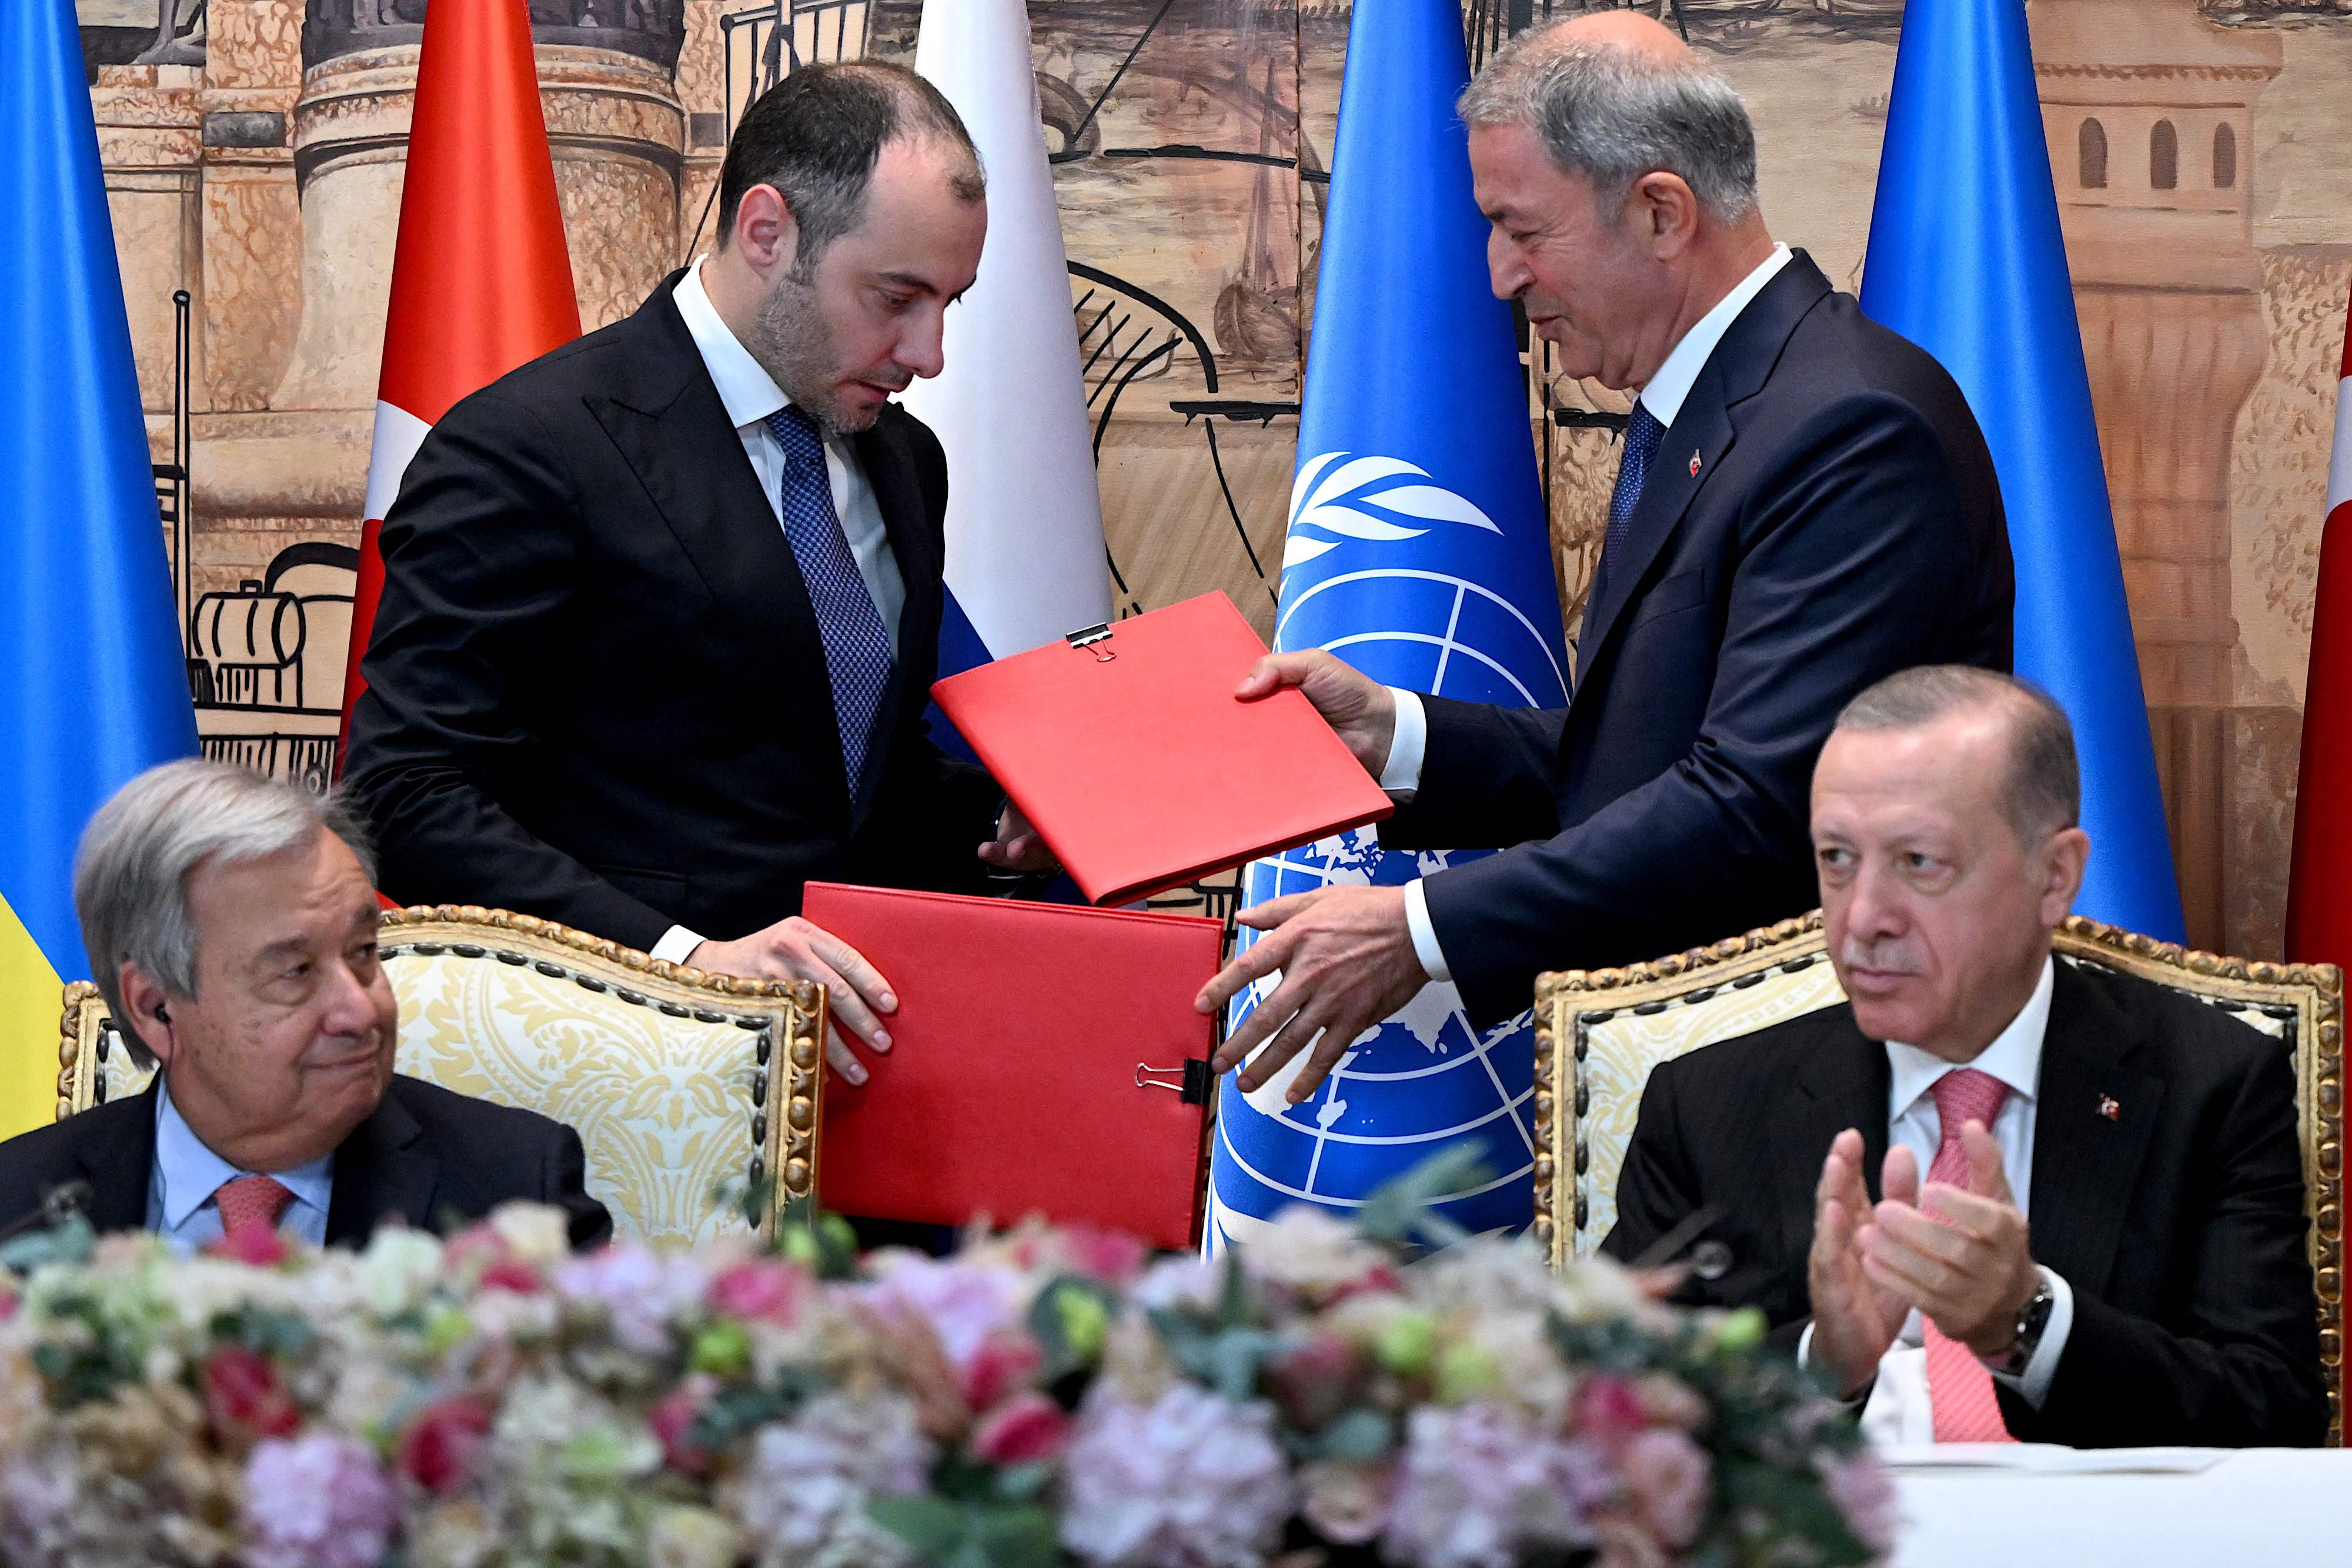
1, 0, 200, 1137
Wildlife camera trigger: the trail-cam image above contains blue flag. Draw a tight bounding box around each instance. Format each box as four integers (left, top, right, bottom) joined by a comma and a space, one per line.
1205, 0, 1571, 1248
1859, 0, 2184, 942
0, 0, 200, 1135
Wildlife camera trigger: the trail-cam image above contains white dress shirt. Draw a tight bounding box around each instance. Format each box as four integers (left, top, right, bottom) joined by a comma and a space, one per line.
1384, 246, 1794, 982
652, 259, 908, 967
146, 1076, 333, 1255
1795, 958, 2079, 1442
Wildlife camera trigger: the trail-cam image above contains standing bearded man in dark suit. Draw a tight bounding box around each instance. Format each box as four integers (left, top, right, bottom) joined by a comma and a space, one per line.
1605, 667, 2326, 1448
345, 63, 1051, 1085
1201, 13, 2013, 1102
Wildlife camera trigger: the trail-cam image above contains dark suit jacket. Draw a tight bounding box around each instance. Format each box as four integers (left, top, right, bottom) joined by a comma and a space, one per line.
344, 272, 1003, 952
0, 1076, 612, 1249
1383, 253, 2013, 1024
1602, 959, 2328, 1449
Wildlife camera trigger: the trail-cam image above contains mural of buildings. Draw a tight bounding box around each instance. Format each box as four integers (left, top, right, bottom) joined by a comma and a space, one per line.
75, 0, 2352, 959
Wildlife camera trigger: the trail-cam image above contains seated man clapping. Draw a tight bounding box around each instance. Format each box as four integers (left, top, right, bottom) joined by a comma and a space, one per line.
0, 760, 610, 1253
1604, 667, 2325, 1447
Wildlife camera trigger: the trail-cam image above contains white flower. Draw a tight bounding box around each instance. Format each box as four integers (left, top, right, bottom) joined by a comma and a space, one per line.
359, 1226, 447, 1318
1237, 1206, 1387, 1299
729, 1392, 933, 1566
492, 1202, 576, 1268
1060, 1385, 1294, 1567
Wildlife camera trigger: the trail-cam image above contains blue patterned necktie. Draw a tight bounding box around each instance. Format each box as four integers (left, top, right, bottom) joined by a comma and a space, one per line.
765, 406, 894, 798
1589, 399, 1666, 611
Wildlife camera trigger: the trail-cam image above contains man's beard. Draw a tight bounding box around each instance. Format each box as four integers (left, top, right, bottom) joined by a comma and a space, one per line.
748, 268, 874, 436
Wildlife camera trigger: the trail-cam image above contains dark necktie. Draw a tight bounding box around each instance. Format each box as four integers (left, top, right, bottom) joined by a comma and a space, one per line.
1588, 399, 1666, 613
765, 406, 894, 798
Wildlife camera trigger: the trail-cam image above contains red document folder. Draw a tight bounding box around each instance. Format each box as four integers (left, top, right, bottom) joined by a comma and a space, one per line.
804, 882, 1224, 1250
930, 592, 1394, 905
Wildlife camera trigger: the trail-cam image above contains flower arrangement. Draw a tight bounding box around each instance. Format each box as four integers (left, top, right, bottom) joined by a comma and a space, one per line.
0, 1178, 1890, 1568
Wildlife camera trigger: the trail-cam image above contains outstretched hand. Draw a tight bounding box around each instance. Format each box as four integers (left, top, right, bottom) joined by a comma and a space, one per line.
1234, 650, 1396, 779
1196, 885, 1428, 1104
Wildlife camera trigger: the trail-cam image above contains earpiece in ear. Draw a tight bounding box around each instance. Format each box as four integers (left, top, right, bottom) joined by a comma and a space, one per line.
153, 1003, 171, 1024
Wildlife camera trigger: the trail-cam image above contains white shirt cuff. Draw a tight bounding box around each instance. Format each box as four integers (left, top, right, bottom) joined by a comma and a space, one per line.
1379, 688, 1426, 795
1986, 1266, 2072, 1409
650, 925, 706, 967
1402, 878, 1451, 984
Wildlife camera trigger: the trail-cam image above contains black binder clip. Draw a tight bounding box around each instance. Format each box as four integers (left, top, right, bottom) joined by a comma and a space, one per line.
1135, 1061, 1211, 1105
1067, 622, 1116, 663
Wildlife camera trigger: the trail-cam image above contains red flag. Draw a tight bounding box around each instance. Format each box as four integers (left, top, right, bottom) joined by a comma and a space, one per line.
2284, 290, 2352, 967
336, 0, 580, 766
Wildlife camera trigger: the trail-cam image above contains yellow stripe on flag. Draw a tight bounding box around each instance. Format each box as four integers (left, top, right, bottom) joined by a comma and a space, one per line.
0, 892, 66, 1139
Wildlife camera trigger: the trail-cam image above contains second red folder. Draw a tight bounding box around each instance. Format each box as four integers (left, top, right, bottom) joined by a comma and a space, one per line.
804, 881, 1224, 1250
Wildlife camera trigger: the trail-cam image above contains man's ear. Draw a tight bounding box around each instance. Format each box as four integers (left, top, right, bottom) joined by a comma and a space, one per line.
2037, 826, 2090, 927
729, 183, 802, 278
115, 962, 181, 1068
1633, 171, 1702, 260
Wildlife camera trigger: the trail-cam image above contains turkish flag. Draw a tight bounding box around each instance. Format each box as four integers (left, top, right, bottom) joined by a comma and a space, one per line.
336, 0, 580, 768
2284, 290, 2352, 968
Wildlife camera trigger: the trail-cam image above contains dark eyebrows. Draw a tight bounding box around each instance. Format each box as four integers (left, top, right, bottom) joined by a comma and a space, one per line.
876, 270, 938, 296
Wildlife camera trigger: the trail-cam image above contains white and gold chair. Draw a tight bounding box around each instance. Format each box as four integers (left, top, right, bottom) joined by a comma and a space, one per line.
1533, 911, 2346, 1443
56, 905, 826, 1246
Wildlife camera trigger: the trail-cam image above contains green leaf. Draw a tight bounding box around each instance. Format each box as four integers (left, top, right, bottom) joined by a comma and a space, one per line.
1025, 1277, 1118, 1378
1351, 1146, 1489, 1249
968, 1503, 1061, 1567
1313, 1407, 1394, 1463
868, 1495, 968, 1560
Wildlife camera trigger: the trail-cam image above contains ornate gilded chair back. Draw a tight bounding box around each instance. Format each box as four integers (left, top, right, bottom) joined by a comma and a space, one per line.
56, 906, 826, 1246
1534, 912, 2346, 1443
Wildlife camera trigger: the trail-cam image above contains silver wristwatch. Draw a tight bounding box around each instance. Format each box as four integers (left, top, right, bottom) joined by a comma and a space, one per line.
1991, 1275, 2056, 1375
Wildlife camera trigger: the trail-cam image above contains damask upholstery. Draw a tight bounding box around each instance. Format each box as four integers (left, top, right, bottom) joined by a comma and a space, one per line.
1533, 911, 2347, 1443
55, 907, 826, 1246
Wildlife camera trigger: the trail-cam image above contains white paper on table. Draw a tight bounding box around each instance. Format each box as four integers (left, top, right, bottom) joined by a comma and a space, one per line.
1882, 1443, 2226, 1475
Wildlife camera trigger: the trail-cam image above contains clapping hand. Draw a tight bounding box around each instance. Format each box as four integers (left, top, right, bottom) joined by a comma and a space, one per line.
1857, 1120, 2040, 1358
1808, 1128, 1916, 1398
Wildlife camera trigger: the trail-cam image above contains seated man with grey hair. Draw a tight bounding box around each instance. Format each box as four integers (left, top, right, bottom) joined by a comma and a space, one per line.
1204, 12, 2014, 1103
0, 760, 610, 1252
1605, 667, 2325, 1448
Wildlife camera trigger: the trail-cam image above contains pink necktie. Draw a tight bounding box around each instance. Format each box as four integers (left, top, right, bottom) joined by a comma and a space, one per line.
214, 1175, 295, 1242
1923, 1068, 2017, 1443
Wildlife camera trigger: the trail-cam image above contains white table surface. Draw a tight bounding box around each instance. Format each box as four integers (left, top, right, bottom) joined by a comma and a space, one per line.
1890, 1446, 2352, 1567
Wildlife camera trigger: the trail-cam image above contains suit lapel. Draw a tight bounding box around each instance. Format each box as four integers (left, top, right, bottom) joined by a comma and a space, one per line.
326, 1084, 440, 1246
585, 281, 844, 782
1573, 255, 1835, 696
72, 1085, 163, 1233
2026, 961, 2164, 1296
1771, 1007, 1890, 1270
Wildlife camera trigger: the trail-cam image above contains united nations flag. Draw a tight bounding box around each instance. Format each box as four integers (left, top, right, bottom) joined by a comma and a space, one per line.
1206, 1, 1569, 1248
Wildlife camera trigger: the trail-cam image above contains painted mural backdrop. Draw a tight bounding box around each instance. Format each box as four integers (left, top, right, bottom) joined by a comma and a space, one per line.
77, 0, 2352, 959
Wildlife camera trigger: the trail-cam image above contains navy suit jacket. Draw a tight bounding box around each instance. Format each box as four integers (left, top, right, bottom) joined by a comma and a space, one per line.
1384, 253, 2013, 1024
345, 273, 1003, 952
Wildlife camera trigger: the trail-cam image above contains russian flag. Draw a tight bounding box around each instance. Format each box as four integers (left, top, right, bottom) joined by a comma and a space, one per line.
2286, 293, 2352, 966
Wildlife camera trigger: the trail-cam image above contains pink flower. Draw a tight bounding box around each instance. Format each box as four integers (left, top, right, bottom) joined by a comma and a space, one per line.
397, 1397, 492, 1494
553, 1243, 706, 1355
1060, 1385, 1294, 1567
973, 1392, 1071, 1466
961, 1330, 1045, 1412
210, 1223, 289, 1268
1621, 1427, 1710, 1551
1821, 1450, 1898, 1556
1384, 1402, 1613, 1568
864, 1254, 1023, 1370
477, 1259, 542, 1294
202, 1345, 300, 1443
1055, 1225, 1151, 1285
1573, 1374, 1650, 1446
649, 1376, 719, 1475
242, 1433, 399, 1568
706, 1258, 807, 1325
1267, 1331, 1364, 1432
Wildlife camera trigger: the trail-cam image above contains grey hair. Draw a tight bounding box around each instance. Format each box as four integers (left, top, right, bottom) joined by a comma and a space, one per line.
74, 759, 377, 1068
1458, 25, 1760, 226
1833, 667, 2082, 846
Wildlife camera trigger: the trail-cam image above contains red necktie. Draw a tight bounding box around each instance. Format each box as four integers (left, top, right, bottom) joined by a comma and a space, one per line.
1923, 1068, 2017, 1443
214, 1175, 295, 1242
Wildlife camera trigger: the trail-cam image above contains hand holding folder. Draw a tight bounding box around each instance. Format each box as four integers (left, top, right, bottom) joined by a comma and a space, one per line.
930, 593, 1394, 905
806, 882, 1222, 1249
